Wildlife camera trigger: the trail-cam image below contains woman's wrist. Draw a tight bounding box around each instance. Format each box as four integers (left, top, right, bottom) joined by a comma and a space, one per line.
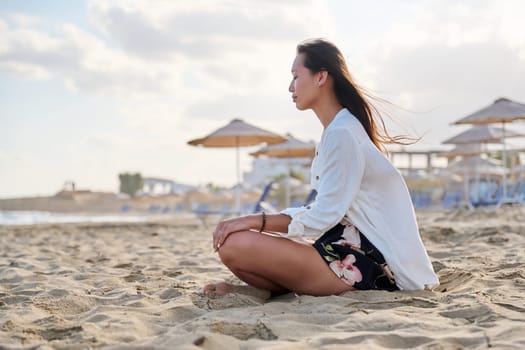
246, 213, 265, 232
244, 213, 291, 234
259, 212, 266, 232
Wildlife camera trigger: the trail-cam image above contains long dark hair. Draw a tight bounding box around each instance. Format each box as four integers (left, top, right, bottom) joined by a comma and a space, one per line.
297, 38, 410, 152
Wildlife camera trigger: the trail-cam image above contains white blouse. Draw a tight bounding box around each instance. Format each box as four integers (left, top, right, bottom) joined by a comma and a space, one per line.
281, 108, 439, 291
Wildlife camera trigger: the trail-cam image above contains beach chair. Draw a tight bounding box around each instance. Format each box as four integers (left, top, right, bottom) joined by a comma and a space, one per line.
503, 180, 525, 205
302, 189, 317, 206
472, 186, 502, 207
442, 191, 462, 209
411, 190, 433, 209
193, 182, 275, 227
290, 189, 317, 208
253, 182, 277, 213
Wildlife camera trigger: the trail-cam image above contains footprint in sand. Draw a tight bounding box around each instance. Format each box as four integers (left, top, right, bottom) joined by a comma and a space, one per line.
439, 304, 496, 325
158, 288, 182, 300
435, 269, 478, 293
209, 320, 277, 341
191, 283, 271, 310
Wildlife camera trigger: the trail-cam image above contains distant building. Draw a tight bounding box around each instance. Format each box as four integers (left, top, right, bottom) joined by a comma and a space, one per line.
387, 148, 448, 176
141, 177, 197, 196
244, 157, 312, 188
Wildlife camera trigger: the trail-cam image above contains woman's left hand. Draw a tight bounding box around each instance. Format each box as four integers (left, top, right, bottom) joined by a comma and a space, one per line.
213, 214, 259, 252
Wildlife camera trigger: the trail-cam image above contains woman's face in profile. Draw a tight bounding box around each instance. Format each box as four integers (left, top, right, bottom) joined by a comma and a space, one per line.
289, 53, 318, 111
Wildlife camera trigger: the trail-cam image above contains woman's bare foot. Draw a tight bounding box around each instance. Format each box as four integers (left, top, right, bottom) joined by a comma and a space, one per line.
203, 282, 234, 296
203, 281, 271, 300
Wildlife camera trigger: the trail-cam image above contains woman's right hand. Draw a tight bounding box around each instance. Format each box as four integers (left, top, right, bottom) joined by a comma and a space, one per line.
213, 214, 260, 252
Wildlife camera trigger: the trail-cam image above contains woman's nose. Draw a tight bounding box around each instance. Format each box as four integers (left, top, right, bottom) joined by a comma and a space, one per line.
288, 80, 294, 93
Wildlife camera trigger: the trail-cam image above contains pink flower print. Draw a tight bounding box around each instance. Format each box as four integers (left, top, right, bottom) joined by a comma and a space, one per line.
329, 254, 363, 286
342, 225, 361, 245
333, 225, 361, 250
333, 240, 361, 250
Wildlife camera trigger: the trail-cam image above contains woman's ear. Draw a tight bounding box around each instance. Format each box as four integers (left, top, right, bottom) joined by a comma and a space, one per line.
317, 70, 329, 86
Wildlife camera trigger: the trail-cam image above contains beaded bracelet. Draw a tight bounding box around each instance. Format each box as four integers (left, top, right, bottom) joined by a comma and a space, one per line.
259, 211, 266, 233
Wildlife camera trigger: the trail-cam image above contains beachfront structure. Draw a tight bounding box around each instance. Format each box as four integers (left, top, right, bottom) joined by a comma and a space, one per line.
388, 149, 448, 175
244, 157, 311, 188
387, 147, 523, 174
141, 177, 197, 196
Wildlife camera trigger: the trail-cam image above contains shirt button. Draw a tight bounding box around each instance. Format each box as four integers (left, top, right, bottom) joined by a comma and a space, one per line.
306, 206, 311, 209
315, 176, 319, 180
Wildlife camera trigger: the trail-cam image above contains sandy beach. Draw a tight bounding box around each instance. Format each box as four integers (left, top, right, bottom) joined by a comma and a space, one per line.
1, 208, 525, 349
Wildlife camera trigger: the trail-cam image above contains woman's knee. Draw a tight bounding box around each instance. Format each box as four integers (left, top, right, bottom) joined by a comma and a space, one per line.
218, 231, 255, 266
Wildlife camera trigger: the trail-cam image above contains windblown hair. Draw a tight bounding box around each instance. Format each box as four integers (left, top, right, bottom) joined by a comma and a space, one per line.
297, 38, 411, 152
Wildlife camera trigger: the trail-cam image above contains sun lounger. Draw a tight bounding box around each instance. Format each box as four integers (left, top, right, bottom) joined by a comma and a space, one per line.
193, 182, 275, 227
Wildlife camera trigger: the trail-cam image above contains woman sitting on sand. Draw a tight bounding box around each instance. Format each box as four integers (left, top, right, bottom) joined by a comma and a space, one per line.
205, 38, 439, 297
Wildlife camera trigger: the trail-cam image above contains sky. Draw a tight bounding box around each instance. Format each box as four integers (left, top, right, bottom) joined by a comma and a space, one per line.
1, 0, 525, 198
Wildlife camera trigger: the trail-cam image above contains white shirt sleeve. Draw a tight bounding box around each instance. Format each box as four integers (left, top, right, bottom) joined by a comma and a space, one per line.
280, 127, 365, 239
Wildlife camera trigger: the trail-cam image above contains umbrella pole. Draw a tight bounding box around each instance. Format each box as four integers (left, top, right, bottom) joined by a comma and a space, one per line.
285, 160, 291, 208
501, 122, 508, 203
464, 173, 474, 210
235, 137, 241, 214
475, 164, 480, 205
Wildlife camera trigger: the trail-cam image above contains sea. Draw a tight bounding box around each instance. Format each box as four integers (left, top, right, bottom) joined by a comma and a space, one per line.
0, 210, 148, 226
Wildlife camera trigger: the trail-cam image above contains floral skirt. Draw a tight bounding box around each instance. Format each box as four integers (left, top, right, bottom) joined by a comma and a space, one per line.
313, 223, 399, 291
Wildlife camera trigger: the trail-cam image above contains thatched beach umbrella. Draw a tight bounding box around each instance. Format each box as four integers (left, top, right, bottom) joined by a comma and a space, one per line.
188, 119, 286, 213
442, 144, 486, 160
442, 125, 524, 145
453, 97, 525, 200
442, 124, 524, 204
448, 156, 504, 176
250, 134, 316, 159
250, 134, 316, 207
453, 98, 525, 125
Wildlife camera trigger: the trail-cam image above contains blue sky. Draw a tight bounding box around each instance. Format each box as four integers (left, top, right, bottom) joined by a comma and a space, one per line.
1, 0, 525, 198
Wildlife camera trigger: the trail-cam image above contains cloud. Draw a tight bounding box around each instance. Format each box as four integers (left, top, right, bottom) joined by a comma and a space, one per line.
375, 41, 523, 103
338, 0, 525, 146
0, 17, 164, 96
87, 0, 329, 59
0, 1, 333, 102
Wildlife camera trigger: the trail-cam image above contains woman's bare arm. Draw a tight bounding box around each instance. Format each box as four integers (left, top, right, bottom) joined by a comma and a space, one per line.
257, 213, 291, 234
213, 213, 291, 251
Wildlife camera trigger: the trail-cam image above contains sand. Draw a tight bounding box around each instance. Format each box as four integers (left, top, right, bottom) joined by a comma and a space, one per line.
1, 208, 525, 349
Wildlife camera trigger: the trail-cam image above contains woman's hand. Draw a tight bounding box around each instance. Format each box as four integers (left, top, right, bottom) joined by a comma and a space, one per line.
213, 214, 260, 251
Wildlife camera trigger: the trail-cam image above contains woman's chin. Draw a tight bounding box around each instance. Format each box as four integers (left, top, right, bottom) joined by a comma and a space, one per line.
295, 103, 308, 111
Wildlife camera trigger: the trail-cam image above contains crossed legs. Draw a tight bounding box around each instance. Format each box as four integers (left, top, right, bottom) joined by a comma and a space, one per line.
206, 230, 354, 296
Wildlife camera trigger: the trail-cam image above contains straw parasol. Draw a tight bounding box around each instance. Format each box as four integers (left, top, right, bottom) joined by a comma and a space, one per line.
453, 98, 525, 125
442, 125, 524, 145
453, 97, 525, 200
448, 156, 504, 176
250, 134, 316, 159
188, 119, 286, 213
443, 124, 522, 177
250, 134, 316, 207
442, 125, 524, 203
441, 144, 486, 160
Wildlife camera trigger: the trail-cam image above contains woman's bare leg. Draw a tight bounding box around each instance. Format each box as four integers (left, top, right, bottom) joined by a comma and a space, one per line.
213, 230, 354, 296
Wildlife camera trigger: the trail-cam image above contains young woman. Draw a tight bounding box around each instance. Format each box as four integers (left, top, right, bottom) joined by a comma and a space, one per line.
204, 38, 439, 297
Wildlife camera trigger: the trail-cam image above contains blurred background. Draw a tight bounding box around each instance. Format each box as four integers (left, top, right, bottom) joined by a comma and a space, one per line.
1, 0, 525, 219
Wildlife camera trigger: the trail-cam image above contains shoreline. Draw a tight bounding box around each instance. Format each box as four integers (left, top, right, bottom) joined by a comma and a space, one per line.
0, 209, 199, 226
